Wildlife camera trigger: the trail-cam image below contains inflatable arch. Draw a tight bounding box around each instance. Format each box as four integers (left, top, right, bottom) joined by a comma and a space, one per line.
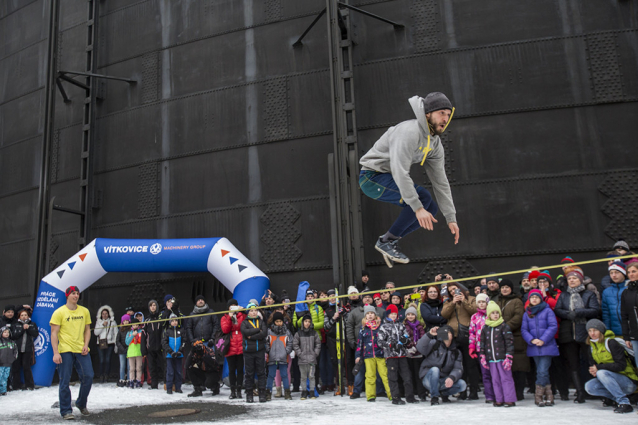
31, 237, 269, 387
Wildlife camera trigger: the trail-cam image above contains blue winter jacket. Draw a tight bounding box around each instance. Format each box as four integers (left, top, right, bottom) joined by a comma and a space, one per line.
420, 301, 447, 331
521, 304, 560, 357
162, 326, 184, 358
602, 280, 627, 336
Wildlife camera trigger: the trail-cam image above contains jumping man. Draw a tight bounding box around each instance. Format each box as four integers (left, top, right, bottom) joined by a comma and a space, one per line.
359, 93, 459, 267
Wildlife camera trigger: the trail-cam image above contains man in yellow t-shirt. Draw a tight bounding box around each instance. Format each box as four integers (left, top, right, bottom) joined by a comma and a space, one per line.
50, 286, 94, 420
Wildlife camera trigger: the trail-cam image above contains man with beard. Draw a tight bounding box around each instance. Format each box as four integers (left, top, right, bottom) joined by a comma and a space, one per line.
185, 295, 221, 396
359, 93, 460, 267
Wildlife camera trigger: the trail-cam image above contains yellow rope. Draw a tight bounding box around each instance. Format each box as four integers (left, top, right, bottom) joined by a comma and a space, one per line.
91, 253, 636, 331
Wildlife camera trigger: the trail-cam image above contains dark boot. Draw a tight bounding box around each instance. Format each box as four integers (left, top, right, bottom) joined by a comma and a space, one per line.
258, 389, 267, 403
229, 386, 237, 399
457, 390, 467, 400
265, 390, 272, 401
246, 390, 254, 403
571, 372, 586, 404
236, 387, 242, 399
535, 385, 545, 407
301, 390, 308, 400
188, 386, 203, 397
284, 389, 292, 400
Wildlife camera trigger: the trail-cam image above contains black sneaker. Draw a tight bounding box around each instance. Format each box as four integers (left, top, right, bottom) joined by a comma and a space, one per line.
441, 396, 451, 403
350, 393, 360, 399
375, 238, 409, 264
406, 396, 419, 404
602, 398, 617, 407
392, 398, 406, 405
469, 390, 479, 400
614, 404, 633, 414
431, 396, 439, 405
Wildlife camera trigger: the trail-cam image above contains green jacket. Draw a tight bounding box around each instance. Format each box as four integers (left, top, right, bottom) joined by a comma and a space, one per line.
589, 330, 638, 383
293, 301, 325, 338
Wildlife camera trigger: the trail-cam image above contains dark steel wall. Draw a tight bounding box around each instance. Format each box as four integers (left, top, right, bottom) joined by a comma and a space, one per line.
1, 0, 637, 316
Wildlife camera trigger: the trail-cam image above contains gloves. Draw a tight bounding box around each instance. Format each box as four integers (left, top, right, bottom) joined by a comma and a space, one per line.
468, 346, 477, 359
171, 351, 181, 358
290, 351, 295, 359
480, 354, 488, 370
503, 354, 513, 371
207, 339, 215, 348
566, 311, 577, 321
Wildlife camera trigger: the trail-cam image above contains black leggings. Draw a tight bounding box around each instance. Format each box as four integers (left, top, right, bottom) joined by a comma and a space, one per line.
11, 351, 34, 389
226, 354, 244, 387
560, 341, 587, 373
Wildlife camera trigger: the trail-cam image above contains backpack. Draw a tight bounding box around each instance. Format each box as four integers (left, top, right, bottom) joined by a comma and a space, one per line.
213, 330, 230, 365
605, 338, 637, 369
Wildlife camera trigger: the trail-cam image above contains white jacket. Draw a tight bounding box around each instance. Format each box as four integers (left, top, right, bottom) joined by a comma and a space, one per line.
94, 305, 117, 345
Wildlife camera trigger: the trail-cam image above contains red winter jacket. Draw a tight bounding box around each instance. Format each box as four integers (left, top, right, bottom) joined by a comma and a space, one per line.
221, 312, 245, 357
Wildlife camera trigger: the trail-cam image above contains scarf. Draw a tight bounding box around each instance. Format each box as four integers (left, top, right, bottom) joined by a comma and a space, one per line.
566, 284, 587, 324
366, 319, 379, 330
193, 304, 210, 314
526, 301, 547, 317
405, 320, 420, 343
425, 297, 442, 308
475, 308, 486, 316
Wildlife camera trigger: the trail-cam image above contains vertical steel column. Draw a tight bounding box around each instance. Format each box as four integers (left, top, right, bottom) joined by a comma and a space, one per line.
35, 0, 61, 299
326, 0, 365, 292
78, 0, 100, 249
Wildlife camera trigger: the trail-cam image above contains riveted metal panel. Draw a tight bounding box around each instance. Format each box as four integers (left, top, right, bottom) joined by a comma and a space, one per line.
0, 191, 37, 244
138, 162, 159, 219
417, 259, 479, 285
0, 135, 40, 196
578, 0, 638, 33
599, 171, 638, 248
57, 24, 87, 76
126, 282, 165, 312
617, 31, 638, 99
55, 124, 82, 181
586, 34, 624, 103
0, 240, 35, 297
410, 0, 441, 53
0, 0, 45, 59
0, 89, 42, 146
140, 52, 159, 104
287, 71, 332, 138
265, 0, 283, 23
0, 40, 46, 104
260, 203, 302, 270
92, 167, 142, 225
263, 77, 289, 141
59, 0, 88, 31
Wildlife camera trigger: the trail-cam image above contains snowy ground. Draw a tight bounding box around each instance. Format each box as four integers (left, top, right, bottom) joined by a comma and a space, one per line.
4, 382, 637, 424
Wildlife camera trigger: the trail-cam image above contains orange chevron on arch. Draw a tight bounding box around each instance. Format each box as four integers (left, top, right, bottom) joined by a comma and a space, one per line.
221, 249, 230, 257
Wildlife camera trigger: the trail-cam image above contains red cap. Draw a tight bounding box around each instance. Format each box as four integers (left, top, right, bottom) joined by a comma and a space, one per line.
528, 270, 541, 280
373, 293, 381, 300
386, 304, 399, 315
65, 286, 80, 297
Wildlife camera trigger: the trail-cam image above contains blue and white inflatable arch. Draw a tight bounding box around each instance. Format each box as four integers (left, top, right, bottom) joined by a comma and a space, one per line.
31, 237, 269, 386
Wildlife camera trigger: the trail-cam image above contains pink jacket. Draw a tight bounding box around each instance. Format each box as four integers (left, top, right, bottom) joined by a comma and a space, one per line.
468, 309, 487, 353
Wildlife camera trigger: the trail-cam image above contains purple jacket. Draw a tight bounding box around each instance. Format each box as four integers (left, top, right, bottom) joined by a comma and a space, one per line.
521, 304, 560, 357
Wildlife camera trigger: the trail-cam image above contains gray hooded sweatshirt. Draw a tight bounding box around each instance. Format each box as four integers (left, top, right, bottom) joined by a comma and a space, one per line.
359, 96, 456, 223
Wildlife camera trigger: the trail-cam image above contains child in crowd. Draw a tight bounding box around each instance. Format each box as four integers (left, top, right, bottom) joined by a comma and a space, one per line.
10, 307, 38, 390
269, 305, 294, 398
0, 326, 17, 395
480, 301, 516, 407
404, 305, 426, 400
125, 318, 144, 388
293, 314, 321, 400
356, 305, 392, 402
374, 294, 383, 308
469, 293, 491, 401
379, 304, 417, 405
162, 314, 184, 394
116, 314, 131, 387
265, 311, 293, 400
241, 302, 268, 403
221, 299, 245, 400
521, 289, 559, 407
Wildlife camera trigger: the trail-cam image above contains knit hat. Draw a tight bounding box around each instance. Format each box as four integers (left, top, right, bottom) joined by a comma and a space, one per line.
386, 304, 399, 315
586, 319, 606, 335
538, 270, 552, 283
3, 305, 15, 313
566, 268, 584, 283
613, 240, 630, 251
373, 293, 381, 300
609, 260, 627, 276
163, 294, 174, 304
0, 325, 10, 334
476, 293, 490, 304
363, 305, 377, 316
249, 299, 259, 307
362, 270, 369, 277
246, 302, 258, 309
125, 306, 134, 312
486, 275, 499, 284
326, 289, 336, 296
528, 289, 543, 301
422, 92, 453, 114
391, 291, 402, 300
522, 272, 530, 280
528, 270, 541, 281
347, 286, 359, 294
272, 311, 284, 322
169, 313, 178, 320
194, 295, 205, 303
302, 313, 312, 324
306, 289, 314, 297
486, 301, 502, 318
226, 299, 238, 308
65, 286, 80, 297
561, 256, 575, 264
499, 279, 514, 290
405, 306, 418, 317
121, 314, 131, 324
